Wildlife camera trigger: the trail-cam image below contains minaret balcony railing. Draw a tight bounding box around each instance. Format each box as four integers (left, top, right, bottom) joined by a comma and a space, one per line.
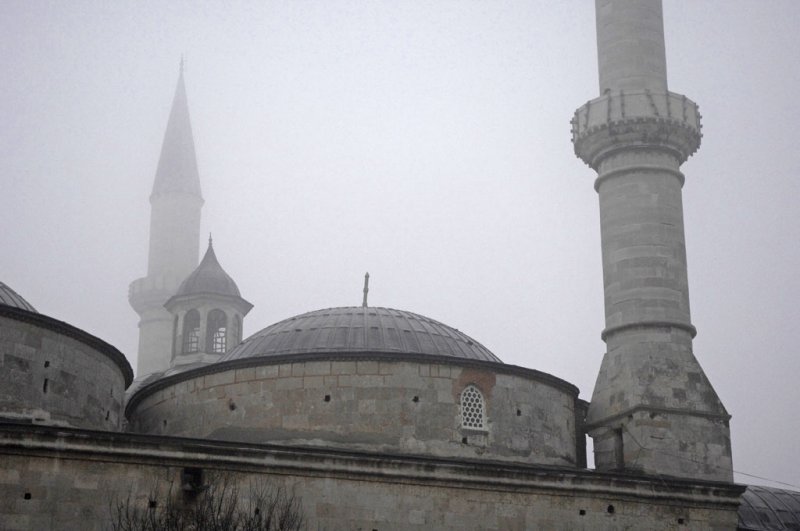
572, 90, 702, 169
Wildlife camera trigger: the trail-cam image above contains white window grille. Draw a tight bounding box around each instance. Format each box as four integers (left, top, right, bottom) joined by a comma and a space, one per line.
460, 385, 486, 430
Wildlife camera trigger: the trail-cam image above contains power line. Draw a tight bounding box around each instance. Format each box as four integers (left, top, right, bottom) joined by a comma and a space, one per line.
619, 424, 800, 490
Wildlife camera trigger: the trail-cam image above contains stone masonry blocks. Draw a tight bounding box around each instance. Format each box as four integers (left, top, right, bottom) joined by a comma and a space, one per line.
129, 358, 579, 467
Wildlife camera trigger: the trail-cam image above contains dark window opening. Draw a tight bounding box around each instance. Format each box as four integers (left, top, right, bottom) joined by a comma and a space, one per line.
42, 379, 48, 394
579, 509, 586, 516
182, 467, 204, 493
23, 492, 31, 500
43, 360, 50, 368
412, 396, 419, 403
182, 310, 201, 353
324, 394, 331, 402
607, 505, 615, 514
516, 408, 522, 416
207, 309, 228, 354
148, 499, 157, 509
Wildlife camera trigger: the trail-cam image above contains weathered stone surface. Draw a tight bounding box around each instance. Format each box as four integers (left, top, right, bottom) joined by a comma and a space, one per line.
0, 425, 744, 531
0, 314, 129, 431
577, 0, 733, 482
128, 357, 580, 467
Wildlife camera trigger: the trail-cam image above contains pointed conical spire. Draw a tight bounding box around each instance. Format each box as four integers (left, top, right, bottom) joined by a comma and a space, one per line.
151, 63, 202, 199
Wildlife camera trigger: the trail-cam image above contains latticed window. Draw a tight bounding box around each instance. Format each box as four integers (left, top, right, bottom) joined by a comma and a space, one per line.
460, 385, 486, 430
207, 309, 228, 354
182, 310, 201, 353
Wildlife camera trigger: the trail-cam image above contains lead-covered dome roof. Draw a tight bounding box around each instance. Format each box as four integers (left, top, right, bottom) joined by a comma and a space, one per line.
221, 306, 501, 363
738, 485, 800, 530
174, 239, 241, 298
0, 281, 37, 313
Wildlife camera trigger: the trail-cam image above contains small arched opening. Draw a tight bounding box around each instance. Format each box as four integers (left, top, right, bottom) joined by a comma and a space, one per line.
460, 384, 486, 430
182, 309, 201, 353
207, 309, 228, 354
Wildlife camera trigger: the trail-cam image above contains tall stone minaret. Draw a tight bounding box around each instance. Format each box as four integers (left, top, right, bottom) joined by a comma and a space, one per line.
573, 0, 732, 482
129, 64, 204, 376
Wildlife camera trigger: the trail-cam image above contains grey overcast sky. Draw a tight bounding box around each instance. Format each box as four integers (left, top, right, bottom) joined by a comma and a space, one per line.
1, 1, 798, 489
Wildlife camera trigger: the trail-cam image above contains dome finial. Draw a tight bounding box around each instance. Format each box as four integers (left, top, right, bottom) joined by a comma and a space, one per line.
179, 54, 185, 76
208, 232, 213, 248
362, 272, 370, 307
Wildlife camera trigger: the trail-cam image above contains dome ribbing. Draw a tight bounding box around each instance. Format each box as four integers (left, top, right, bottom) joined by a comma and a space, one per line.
174, 240, 241, 298
0, 281, 37, 313
221, 306, 501, 363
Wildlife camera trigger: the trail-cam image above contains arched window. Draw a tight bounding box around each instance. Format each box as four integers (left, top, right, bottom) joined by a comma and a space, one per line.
182, 309, 201, 353
207, 309, 228, 354
460, 385, 486, 430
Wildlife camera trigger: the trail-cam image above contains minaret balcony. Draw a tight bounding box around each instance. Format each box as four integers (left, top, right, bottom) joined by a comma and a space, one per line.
128, 274, 184, 313
572, 90, 702, 170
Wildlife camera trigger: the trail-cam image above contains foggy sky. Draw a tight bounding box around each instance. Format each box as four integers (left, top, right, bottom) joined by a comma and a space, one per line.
1, 1, 798, 489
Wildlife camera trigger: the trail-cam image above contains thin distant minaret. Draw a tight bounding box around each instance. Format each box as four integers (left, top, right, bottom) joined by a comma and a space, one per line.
572, 0, 732, 481
129, 63, 204, 376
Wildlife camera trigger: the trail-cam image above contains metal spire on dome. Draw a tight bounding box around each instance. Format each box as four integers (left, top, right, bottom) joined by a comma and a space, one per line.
362, 272, 369, 307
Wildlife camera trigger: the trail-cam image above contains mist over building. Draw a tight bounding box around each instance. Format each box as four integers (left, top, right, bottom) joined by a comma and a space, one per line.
1, 1, 798, 529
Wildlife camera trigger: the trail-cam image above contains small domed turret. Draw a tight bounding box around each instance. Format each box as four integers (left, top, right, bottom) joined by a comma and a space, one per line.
164, 237, 252, 370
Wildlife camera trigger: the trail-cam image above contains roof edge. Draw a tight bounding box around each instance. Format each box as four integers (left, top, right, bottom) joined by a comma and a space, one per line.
164, 291, 253, 314
0, 306, 134, 387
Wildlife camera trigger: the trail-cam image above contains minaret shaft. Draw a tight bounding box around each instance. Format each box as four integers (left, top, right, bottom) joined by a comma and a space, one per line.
130, 68, 203, 376
596, 0, 668, 94
573, 0, 732, 482
598, 151, 692, 334
147, 194, 203, 279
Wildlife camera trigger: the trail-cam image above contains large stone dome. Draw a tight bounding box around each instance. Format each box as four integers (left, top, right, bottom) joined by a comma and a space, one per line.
220, 306, 501, 363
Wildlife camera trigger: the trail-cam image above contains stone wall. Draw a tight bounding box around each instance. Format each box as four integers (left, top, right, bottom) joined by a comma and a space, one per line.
0, 424, 745, 530
0, 310, 131, 430
592, 410, 733, 481
128, 356, 580, 466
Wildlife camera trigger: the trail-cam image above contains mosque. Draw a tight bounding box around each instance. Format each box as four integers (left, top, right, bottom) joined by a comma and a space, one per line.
0, 1, 798, 529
